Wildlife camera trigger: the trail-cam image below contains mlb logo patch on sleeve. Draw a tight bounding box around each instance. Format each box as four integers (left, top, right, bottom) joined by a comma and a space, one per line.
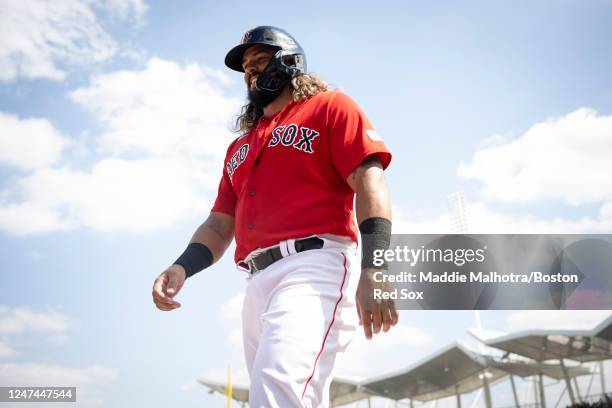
366, 129, 383, 142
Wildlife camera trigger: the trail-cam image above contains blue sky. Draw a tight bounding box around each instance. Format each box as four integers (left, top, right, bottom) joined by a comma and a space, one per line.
1, 1, 612, 407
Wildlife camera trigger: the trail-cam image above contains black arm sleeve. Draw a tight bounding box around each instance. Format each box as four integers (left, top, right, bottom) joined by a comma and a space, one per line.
359, 217, 392, 269
173, 243, 214, 278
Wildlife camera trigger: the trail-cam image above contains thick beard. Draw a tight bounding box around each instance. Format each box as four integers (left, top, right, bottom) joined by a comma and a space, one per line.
247, 86, 282, 109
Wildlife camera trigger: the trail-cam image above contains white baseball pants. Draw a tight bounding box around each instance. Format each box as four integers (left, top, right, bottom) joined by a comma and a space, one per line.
241, 237, 360, 408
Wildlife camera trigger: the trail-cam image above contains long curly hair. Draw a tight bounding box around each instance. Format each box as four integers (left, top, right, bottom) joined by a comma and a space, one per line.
233, 73, 328, 134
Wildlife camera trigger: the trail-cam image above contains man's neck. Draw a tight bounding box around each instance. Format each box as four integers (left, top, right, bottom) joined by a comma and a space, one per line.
263, 86, 293, 117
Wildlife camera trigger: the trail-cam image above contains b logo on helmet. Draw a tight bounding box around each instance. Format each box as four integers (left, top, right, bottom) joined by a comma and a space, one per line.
241, 31, 252, 44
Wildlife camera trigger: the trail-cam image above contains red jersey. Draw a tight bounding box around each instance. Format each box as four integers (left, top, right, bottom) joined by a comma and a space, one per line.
212, 90, 392, 263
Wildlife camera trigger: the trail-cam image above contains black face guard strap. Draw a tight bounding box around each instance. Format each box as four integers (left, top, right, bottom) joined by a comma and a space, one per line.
173, 243, 213, 278
359, 217, 392, 270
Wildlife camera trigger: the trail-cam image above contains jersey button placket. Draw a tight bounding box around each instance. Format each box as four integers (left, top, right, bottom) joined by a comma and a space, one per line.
245, 119, 267, 236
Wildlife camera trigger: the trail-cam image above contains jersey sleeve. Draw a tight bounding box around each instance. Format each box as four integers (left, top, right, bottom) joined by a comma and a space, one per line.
211, 144, 238, 216
326, 92, 392, 181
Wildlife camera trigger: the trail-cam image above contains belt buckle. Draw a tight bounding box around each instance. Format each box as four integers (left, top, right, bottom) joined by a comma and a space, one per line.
247, 257, 260, 274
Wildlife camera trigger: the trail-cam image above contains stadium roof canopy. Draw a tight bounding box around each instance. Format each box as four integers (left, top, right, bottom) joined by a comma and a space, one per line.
359, 342, 588, 402
198, 340, 592, 406
594, 315, 612, 342
361, 342, 504, 401
477, 315, 612, 362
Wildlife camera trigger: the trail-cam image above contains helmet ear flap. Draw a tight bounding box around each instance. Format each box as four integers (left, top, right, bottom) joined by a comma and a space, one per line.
291, 54, 306, 73
277, 51, 306, 77
281, 54, 296, 68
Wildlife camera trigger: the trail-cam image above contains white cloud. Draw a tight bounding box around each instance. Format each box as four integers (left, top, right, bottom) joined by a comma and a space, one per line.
506, 310, 611, 332
0, 363, 116, 385
2, 158, 215, 234
459, 108, 612, 206
0, 0, 118, 81
70, 57, 239, 161
180, 381, 199, 392
0, 340, 18, 359
336, 325, 433, 378
101, 0, 148, 24
393, 200, 612, 234
393, 205, 451, 234
221, 293, 245, 322
0, 306, 73, 335
0, 200, 75, 235
221, 293, 245, 349
0, 306, 115, 406
0, 58, 242, 235
0, 112, 68, 170
0, 363, 117, 407
477, 132, 513, 149
228, 328, 243, 349
0, 306, 72, 335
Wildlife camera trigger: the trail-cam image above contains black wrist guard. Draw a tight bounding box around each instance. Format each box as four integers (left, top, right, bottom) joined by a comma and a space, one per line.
173, 243, 213, 278
359, 217, 392, 269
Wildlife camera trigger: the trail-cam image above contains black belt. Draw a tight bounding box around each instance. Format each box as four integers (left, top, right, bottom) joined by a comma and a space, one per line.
245, 237, 324, 274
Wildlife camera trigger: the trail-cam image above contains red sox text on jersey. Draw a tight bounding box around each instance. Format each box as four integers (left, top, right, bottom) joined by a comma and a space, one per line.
212, 90, 392, 263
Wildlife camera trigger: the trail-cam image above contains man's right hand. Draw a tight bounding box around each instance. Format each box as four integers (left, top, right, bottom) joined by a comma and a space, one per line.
152, 264, 186, 311
356, 267, 399, 340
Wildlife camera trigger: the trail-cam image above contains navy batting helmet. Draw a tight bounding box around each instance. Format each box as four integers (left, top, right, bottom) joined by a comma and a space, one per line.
224, 26, 306, 75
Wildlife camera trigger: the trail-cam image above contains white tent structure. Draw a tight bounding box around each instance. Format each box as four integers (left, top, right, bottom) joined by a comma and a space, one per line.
475, 315, 612, 406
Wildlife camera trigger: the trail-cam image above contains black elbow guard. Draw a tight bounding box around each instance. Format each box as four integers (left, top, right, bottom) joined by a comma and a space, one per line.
359, 217, 392, 269
174, 243, 214, 278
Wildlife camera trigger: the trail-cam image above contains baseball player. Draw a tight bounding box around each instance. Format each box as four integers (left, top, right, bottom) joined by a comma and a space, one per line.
152, 26, 397, 407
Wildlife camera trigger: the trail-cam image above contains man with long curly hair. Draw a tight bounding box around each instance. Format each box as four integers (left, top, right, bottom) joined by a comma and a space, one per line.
152, 25, 397, 407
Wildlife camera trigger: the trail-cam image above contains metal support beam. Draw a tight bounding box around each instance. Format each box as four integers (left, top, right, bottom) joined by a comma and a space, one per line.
455, 384, 462, 408
573, 377, 583, 402
481, 372, 493, 408
586, 365, 595, 397
554, 387, 567, 408
509, 375, 520, 408
560, 359, 577, 405
601, 361, 607, 395
539, 373, 547, 408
